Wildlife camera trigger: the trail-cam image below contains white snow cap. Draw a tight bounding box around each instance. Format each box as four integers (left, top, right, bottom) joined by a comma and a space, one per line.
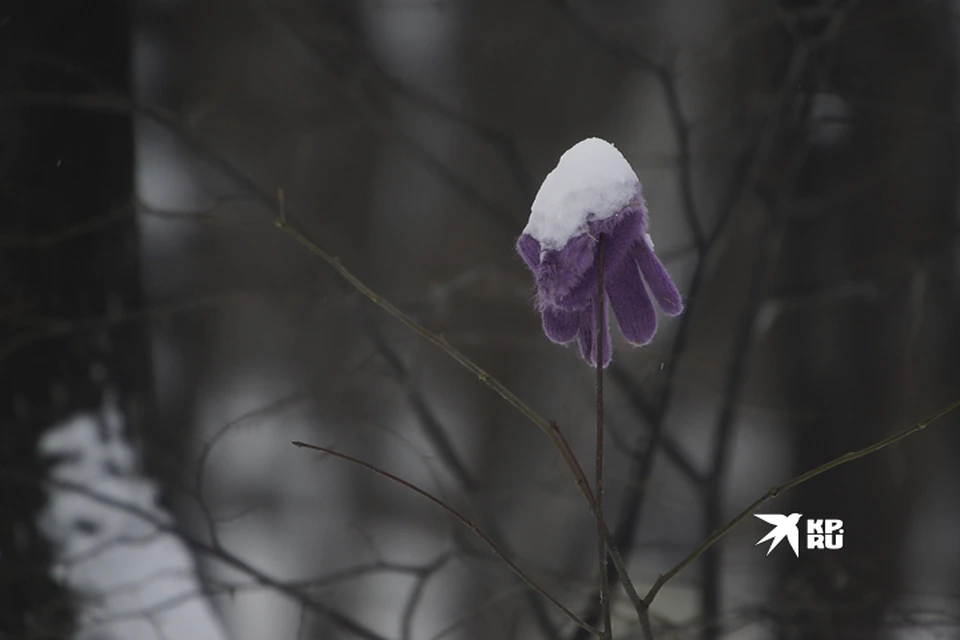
525, 137, 640, 250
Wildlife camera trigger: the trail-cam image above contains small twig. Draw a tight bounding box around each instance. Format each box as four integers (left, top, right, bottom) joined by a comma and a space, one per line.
643, 396, 960, 607
291, 441, 602, 637
595, 235, 611, 639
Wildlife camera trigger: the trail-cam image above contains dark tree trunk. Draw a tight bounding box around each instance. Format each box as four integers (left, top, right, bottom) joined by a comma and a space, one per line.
0, 2, 145, 636
776, 1, 960, 638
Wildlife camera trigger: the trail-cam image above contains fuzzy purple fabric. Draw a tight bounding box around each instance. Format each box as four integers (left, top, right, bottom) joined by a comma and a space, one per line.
517, 204, 683, 367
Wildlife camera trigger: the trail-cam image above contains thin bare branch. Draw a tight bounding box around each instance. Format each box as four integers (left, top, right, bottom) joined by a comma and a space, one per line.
644, 396, 960, 606
594, 235, 611, 639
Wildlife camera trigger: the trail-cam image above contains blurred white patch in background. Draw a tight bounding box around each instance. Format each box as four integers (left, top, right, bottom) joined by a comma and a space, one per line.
808, 92, 853, 148
363, 0, 459, 81
133, 25, 205, 296
191, 370, 318, 640
38, 394, 227, 640
881, 461, 960, 640
362, 0, 465, 286
358, 1, 472, 635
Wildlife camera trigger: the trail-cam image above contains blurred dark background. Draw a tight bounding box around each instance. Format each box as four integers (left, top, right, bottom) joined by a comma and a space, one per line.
3, 1, 960, 639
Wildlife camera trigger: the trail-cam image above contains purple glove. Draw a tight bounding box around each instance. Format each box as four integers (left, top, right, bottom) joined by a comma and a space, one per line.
517, 139, 683, 367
